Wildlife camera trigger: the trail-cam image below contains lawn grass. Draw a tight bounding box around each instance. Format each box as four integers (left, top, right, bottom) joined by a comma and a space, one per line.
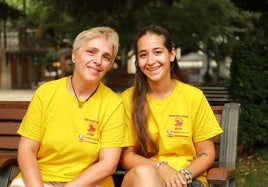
236, 152, 268, 187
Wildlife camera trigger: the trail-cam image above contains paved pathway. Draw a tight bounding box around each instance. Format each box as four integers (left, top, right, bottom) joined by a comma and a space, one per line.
0, 89, 35, 101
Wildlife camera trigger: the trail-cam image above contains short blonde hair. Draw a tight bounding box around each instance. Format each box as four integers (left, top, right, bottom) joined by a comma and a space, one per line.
72, 26, 119, 62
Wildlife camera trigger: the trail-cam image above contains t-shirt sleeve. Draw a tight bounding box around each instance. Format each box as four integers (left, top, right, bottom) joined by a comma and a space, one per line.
17, 89, 43, 142
192, 94, 223, 142
99, 97, 130, 148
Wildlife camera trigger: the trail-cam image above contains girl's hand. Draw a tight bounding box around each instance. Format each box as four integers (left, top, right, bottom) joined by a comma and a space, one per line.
157, 164, 187, 187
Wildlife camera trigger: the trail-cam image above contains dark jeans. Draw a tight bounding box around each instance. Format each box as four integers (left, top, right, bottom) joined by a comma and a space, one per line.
190, 179, 205, 187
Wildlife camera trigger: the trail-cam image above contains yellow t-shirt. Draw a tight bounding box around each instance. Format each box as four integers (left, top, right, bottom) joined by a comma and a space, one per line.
17, 77, 129, 187
121, 80, 223, 187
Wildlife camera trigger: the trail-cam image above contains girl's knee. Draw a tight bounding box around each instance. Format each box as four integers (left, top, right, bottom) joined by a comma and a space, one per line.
126, 164, 160, 181
122, 164, 162, 187
133, 164, 158, 176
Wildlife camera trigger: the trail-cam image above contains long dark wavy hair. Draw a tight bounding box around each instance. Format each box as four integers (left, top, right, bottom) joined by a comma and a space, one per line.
132, 25, 187, 158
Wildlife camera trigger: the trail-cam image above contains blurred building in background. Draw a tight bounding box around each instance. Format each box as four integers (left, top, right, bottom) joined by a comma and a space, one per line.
0, 27, 46, 89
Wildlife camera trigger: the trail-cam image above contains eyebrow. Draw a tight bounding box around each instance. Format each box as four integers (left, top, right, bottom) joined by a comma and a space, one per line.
138, 49, 147, 54
87, 47, 112, 57
138, 47, 163, 53
103, 52, 112, 59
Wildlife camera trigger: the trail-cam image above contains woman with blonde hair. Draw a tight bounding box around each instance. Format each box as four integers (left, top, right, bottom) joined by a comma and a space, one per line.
10, 26, 128, 187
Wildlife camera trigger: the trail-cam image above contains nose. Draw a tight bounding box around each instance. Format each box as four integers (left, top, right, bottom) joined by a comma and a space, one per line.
147, 53, 155, 65
94, 53, 102, 65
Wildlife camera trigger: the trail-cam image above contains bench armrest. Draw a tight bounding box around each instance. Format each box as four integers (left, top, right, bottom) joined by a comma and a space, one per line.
0, 152, 18, 168
207, 167, 235, 185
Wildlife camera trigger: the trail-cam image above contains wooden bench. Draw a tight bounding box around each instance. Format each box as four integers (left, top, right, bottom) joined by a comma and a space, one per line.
0, 101, 240, 187
0, 101, 29, 187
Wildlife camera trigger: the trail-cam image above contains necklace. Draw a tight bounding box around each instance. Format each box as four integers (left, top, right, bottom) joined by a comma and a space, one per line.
70, 76, 98, 108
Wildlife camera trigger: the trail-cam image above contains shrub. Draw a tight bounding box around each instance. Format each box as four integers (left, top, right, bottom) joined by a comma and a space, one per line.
230, 40, 268, 151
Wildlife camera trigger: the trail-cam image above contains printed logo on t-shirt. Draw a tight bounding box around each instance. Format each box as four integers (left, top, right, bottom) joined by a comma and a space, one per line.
78, 118, 99, 144
167, 114, 189, 137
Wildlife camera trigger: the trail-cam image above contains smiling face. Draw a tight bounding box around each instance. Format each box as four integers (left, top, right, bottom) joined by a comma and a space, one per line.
72, 36, 114, 83
137, 33, 176, 83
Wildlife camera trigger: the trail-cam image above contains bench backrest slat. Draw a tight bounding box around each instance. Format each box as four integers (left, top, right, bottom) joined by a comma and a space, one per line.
0, 122, 20, 135
0, 108, 27, 120
0, 101, 28, 121
219, 103, 240, 168
0, 136, 21, 150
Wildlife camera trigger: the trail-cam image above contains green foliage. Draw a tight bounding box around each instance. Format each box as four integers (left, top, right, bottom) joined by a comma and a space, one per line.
4, 0, 262, 80
20, 1, 258, 56
230, 40, 268, 150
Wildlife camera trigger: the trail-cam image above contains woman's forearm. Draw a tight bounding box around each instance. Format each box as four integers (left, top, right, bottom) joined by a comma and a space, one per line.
18, 137, 43, 187
187, 139, 216, 178
69, 148, 121, 186
18, 150, 43, 186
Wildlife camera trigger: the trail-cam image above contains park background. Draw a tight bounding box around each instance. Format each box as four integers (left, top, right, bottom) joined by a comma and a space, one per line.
0, 0, 267, 186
